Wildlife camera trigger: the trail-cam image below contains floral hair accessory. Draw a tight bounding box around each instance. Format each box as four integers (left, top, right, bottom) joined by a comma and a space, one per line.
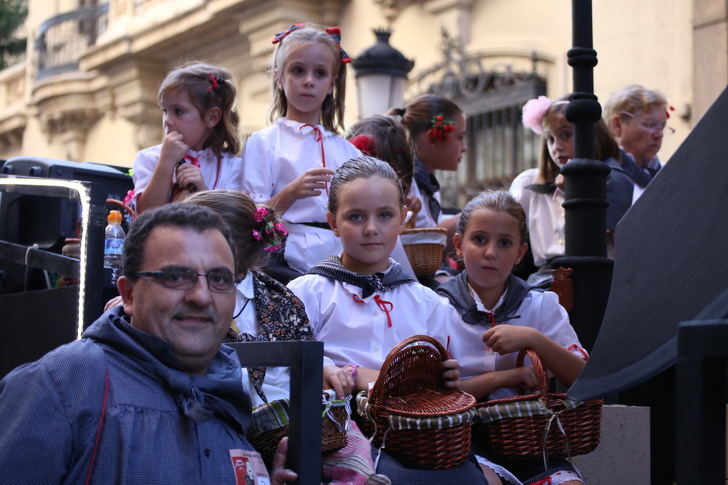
263, 242, 283, 253
262, 220, 287, 252
274, 223, 288, 236
348, 135, 377, 156
324, 26, 352, 64
250, 206, 287, 252
254, 207, 269, 223
427, 114, 455, 143
521, 95, 553, 135
272, 23, 304, 44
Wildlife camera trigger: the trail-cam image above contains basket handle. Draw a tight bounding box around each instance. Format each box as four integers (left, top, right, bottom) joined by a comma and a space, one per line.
369, 334, 449, 400
106, 198, 137, 220
516, 348, 549, 394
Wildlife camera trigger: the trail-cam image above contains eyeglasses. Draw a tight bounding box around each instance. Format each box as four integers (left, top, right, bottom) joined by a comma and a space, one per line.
135, 266, 238, 293
620, 111, 675, 135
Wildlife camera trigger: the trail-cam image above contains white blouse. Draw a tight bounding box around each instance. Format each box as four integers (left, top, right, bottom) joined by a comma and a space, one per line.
287, 273, 458, 371
241, 118, 362, 223
447, 285, 587, 400
241, 119, 362, 273
409, 179, 441, 228
129, 145, 242, 209
509, 168, 565, 267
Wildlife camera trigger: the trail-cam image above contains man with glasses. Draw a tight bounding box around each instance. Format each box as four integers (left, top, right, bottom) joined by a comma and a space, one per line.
0, 203, 295, 484
604, 84, 673, 201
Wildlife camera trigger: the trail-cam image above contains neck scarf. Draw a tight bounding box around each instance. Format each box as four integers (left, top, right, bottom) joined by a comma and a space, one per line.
86, 308, 251, 432
414, 158, 442, 222
437, 271, 529, 325
308, 256, 415, 298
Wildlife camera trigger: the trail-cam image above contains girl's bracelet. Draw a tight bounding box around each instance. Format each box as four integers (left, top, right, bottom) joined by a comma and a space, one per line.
343, 363, 359, 377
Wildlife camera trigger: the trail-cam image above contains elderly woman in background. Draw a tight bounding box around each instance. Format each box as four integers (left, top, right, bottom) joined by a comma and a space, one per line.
604, 84, 673, 201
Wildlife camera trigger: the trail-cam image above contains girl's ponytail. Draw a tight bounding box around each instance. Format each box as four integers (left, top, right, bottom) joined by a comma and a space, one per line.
398, 94, 462, 141
206, 72, 241, 156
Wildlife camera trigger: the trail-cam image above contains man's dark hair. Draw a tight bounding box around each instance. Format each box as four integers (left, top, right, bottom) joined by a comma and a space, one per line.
123, 203, 236, 279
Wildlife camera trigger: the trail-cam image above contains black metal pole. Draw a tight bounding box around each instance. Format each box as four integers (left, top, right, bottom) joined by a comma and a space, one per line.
554, 0, 612, 351
84, 181, 107, 328
231, 341, 323, 485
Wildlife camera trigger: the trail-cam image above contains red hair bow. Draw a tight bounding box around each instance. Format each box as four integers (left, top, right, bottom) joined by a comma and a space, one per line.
325, 26, 352, 64
272, 23, 304, 44
207, 74, 221, 93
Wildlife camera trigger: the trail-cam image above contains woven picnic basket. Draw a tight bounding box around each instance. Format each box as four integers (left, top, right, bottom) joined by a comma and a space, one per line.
248, 390, 350, 467
474, 349, 602, 460
356, 335, 477, 469
399, 227, 447, 276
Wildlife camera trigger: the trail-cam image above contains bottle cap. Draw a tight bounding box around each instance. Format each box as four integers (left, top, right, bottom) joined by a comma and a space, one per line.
108, 210, 122, 224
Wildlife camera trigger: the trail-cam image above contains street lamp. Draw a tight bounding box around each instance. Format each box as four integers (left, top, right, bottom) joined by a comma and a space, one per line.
352, 29, 414, 118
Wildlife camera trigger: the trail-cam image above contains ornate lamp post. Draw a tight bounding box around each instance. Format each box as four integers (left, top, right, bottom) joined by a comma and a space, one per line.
352, 29, 414, 118
554, 0, 612, 351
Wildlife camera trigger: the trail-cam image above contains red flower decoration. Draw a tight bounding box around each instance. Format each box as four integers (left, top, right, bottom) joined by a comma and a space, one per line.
427, 113, 455, 143
348, 135, 377, 156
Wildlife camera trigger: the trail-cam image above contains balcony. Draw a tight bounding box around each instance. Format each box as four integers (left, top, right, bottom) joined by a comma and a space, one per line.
35, 4, 109, 80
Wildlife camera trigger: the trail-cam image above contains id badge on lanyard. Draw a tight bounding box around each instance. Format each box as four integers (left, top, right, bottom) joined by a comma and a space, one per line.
229, 449, 270, 485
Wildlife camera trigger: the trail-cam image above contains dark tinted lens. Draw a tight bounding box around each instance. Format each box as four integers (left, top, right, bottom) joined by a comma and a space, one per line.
207, 270, 235, 292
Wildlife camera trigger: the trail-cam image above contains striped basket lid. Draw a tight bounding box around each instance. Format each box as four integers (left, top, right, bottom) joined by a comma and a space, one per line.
357, 391, 476, 431
249, 390, 351, 438
476, 395, 583, 424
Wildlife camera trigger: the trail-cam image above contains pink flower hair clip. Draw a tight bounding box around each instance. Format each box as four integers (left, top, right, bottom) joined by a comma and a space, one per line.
521, 96, 553, 135
274, 223, 288, 236
254, 207, 269, 223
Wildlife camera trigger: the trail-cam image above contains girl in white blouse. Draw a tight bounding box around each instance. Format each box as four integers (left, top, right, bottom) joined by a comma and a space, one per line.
241, 24, 361, 277
438, 191, 587, 485
129, 62, 242, 213
287, 156, 461, 395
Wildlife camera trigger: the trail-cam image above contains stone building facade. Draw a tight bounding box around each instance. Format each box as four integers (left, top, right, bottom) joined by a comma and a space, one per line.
0, 0, 725, 207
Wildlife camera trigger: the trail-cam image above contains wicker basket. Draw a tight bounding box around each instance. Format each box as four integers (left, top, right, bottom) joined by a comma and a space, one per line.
400, 227, 447, 276
248, 390, 350, 467
474, 349, 602, 460
356, 335, 476, 469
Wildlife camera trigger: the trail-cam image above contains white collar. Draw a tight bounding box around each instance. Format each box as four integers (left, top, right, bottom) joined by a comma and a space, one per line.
275, 118, 333, 137
235, 271, 255, 300
468, 282, 507, 314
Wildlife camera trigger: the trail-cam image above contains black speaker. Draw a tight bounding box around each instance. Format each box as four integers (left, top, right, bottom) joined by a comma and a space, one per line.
0, 286, 78, 379
1, 157, 132, 201
0, 157, 132, 294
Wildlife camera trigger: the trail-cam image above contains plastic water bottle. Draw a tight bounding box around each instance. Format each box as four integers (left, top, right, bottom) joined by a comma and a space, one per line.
104, 210, 125, 285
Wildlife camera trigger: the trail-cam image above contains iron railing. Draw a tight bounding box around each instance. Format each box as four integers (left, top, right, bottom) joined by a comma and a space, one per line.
35, 4, 109, 80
